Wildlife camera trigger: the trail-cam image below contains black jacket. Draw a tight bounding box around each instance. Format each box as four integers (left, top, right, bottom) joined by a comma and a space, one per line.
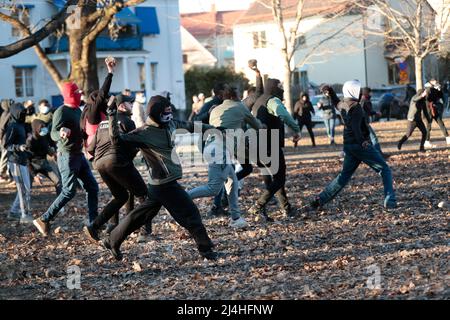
26, 119, 55, 171
0, 99, 12, 147
294, 98, 315, 123
338, 99, 370, 146
87, 110, 138, 168
253, 78, 285, 149
80, 73, 113, 136
4, 103, 29, 165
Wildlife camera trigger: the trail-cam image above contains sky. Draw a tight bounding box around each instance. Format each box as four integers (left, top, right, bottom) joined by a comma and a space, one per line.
179, 0, 253, 14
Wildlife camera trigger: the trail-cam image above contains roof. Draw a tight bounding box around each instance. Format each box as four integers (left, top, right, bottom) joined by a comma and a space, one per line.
181, 10, 247, 38
236, 0, 352, 25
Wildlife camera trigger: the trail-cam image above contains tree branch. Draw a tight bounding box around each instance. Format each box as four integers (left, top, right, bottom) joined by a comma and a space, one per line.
0, 0, 78, 58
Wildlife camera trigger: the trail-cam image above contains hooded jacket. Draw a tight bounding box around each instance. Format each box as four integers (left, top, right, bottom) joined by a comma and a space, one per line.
319, 85, 339, 120
338, 99, 370, 146
407, 91, 427, 122
252, 78, 299, 149
26, 119, 55, 169
0, 99, 13, 147
109, 97, 213, 185
294, 93, 315, 122
4, 103, 29, 165
80, 73, 113, 147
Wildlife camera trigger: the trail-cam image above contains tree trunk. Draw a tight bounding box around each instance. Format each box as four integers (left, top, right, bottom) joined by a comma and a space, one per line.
283, 63, 293, 114
415, 56, 424, 90
67, 1, 99, 94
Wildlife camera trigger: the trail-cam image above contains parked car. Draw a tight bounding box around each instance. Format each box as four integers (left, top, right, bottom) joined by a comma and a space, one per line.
310, 94, 343, 125
370, 85, 414, 120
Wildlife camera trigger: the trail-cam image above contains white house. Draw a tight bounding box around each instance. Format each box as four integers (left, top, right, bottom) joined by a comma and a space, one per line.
0, 0, 186, 110
180, 26, 217, 70
233, 0, 413, 90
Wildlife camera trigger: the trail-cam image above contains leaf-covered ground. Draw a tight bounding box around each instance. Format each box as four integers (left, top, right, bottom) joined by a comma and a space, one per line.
0, 119, 448, 300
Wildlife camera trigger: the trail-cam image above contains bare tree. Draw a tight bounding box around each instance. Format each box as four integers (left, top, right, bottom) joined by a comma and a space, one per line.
356, 0, 449, 90
258, 0, 352, 112
0, 0, 144, 94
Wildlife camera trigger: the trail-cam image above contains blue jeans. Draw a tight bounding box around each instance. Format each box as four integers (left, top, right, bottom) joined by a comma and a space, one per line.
188, 163, 241, 220
323, 117, 336, 141
41, 152, 99, 223
319, 144, 396, 207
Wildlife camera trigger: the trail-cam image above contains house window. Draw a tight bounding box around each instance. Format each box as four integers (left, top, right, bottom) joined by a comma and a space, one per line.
14, 67, 34, 97
295, 35, 306, 48
182, 54, 188, 64
138, 63, 145, 90
151, 62, 158, 91
252, 31, 266, 49
11, 8, 30, 37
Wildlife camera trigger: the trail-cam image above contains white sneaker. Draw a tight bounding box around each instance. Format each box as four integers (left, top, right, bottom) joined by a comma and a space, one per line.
20, 214, 34, 224
424, 141, 436, 149
229, 217, 248, 229
446, 137, 450, 145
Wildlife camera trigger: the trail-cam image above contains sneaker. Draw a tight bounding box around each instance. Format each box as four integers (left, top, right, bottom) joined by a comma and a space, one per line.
20, 214, 34, 224
208, 205, 228, 217
33, 218, 50, 237
229, 217, 248, 229
105, 223, 118, 235
199, 249, 219, 261
446, 137, 450, 145
83, 225, 100, 242
102, 238, 123, 261
424, 141, 436, 149
419, 147, 426, 153
7, 212, 20, 220
397, 141, 403, 150
384, 195, 397, 209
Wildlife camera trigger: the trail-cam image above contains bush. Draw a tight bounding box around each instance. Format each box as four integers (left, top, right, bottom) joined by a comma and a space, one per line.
184, 66, 249, 110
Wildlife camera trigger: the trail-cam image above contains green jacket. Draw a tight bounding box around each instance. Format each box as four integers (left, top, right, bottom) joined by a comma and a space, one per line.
109, 111, 212, 185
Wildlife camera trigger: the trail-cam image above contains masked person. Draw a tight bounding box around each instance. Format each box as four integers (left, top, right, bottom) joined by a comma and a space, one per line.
247, 78, 301, 221
26, 119, 62, 195
80, 58, 115, 157
423, 80, 450, 148
4, 103, 33, 223
102, 95, 218, 261
83, 94, 151, 242
294, 92, 316, 147
309, 80, 397, 211
397, 89, 428, 152
0, 99, 14, 182
33, 81, 99, 237
319, 85, 340, 145
32, 99, 54, 129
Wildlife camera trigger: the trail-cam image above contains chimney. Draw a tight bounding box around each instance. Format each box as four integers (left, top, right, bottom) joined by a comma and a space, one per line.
211, 1, 216, 13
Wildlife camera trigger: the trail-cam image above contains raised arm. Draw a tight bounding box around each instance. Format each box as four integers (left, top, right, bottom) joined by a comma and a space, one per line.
267, 98, 300, 133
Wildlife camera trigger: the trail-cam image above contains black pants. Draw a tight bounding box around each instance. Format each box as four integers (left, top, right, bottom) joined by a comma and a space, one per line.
109, 181, 213, 252
298, 120, 316, 146
425, 112, 449, 141
94, 161, 149, 231
236, 149, 289, 210
398, 119, 427, 150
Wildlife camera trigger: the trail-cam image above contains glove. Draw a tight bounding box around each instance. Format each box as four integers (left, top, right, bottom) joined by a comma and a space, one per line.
106, 95, 117, 115
19, 145, 27, 152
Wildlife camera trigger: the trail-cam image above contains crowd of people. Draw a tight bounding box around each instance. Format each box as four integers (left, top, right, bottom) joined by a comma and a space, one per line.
0, 57, 448, 262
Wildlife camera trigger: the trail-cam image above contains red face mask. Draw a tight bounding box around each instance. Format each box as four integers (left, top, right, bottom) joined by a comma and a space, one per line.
61, 82, 81, 108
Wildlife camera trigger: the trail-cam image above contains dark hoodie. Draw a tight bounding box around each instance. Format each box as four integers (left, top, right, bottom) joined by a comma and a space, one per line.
252, 78, 286, 148
4, 103, 29, 165
26, 119, 55, 169
337, 99, 370, 146
0, 99, 13, 146
87, 108, 138, 169
293, 93, 315, 122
